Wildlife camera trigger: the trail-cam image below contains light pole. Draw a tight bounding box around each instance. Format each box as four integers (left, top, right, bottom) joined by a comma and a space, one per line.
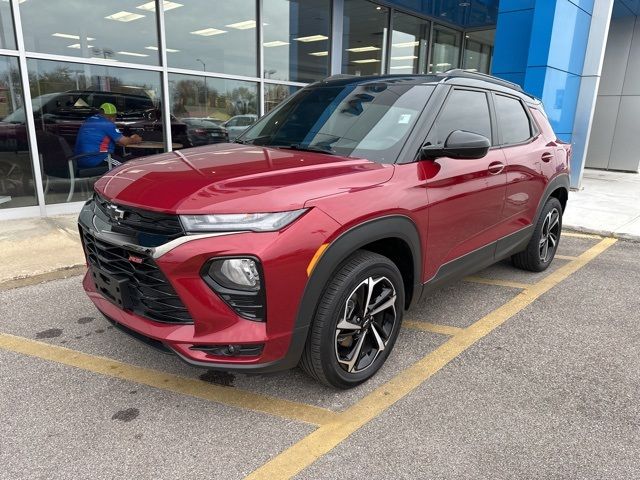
196, 58, 207, 116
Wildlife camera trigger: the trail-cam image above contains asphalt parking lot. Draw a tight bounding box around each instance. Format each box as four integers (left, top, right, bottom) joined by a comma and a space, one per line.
1, 232, 639, 479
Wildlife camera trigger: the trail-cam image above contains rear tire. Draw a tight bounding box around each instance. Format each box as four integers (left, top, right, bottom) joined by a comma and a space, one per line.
299, 250, 404, 389
512, 197, 563, 272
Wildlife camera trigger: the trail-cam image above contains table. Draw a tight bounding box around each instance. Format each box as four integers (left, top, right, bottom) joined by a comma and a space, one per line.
125, 142, 183, 151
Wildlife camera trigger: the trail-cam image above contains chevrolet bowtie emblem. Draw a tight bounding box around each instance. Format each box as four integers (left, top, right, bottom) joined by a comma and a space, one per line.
106, 204, 126, 221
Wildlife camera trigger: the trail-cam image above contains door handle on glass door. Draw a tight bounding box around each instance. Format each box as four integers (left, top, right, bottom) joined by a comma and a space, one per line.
487, 161, 505, 175
541, 152, 554, 162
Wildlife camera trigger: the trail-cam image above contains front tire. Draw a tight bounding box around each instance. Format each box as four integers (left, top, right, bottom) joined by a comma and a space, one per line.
512, 197, 563, 272
299, 250, 404, 389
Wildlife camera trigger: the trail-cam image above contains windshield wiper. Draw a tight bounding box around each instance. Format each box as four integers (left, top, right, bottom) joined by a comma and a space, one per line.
278, 144, 337, 155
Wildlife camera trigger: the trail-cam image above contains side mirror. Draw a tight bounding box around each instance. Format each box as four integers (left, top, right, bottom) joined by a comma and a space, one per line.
421, 130, 491, 160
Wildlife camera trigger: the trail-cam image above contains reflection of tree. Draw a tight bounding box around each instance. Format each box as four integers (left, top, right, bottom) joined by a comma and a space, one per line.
171, 79, 257, 119
265, 84, 291, 114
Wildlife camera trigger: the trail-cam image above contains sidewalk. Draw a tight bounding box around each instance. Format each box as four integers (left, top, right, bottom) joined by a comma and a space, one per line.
563, 169, 640, 240
0, 168, 638, 286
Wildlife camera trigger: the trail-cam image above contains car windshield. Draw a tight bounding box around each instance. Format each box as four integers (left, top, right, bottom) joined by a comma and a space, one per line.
238, 82, 435, 163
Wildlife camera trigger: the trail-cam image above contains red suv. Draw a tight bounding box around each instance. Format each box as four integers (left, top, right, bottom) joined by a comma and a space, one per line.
79, 71, 570, 388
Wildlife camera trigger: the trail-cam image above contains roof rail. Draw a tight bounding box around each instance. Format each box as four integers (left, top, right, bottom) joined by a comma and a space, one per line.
439, 69, 523, 92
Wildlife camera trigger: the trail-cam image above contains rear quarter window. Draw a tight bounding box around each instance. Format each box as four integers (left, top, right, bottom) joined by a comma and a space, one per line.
494, 94, 532, 145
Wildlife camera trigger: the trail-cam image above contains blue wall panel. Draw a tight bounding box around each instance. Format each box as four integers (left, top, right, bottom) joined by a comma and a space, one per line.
492, 0, 594, 148
492, 9, 534, 74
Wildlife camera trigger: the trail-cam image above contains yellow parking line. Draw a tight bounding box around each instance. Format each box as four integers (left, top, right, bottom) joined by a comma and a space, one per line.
0, 333, 337, 427
245, 237, 617, 480
555, 254, 578, 261
403, 320, 463, 336
563, 231, 602, 239
464, 276, 532, 290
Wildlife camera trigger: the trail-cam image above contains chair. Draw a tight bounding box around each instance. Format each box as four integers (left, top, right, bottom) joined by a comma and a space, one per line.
37, 131, 113, 202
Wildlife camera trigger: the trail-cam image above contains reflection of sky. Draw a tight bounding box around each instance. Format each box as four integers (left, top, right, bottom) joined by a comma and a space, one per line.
19, 0, 159, 65
0, 3, 16, 49
164, 0, 257, 77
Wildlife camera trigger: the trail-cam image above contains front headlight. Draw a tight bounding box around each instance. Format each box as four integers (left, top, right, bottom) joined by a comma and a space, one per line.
180, 209, 308, 233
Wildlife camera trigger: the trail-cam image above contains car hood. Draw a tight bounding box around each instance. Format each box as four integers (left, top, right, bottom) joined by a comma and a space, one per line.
94, 143, 394, 214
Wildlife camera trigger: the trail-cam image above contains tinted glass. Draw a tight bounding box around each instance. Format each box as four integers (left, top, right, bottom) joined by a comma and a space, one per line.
241, 83, 435, 164
429, 25, 461, 73
19, 0, 159, 65
165, 0, 257, 77
463, 30, 494, 74
0, 56, 36, 209
342, 0, 389, 76
0, 2, 16, 50
168, 72, 258, 143
28, 59, 164, 205
265, 84, 299, 114
263, 0, 330, 83
390, 12, 429, 74
426, 89, 492, 146
494, 94, 531, 145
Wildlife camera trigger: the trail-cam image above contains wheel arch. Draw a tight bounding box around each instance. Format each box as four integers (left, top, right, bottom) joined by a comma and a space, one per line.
536, 173, 570, 221
289, 215, 423, 363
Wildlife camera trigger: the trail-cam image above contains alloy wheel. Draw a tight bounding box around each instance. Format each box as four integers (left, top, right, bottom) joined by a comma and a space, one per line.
334, 276, 397, 374
539, 207, 560, 262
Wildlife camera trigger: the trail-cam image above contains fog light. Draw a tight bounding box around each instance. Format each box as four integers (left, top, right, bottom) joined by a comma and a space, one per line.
208, 258, 260, 291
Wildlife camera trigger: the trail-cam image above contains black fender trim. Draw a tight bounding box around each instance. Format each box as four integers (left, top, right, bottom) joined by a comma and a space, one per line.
282, 215, 424, 368
535, 173, 570, 221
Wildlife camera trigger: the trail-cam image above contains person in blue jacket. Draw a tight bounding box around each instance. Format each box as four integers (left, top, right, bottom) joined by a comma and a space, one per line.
74, 102, 143, 169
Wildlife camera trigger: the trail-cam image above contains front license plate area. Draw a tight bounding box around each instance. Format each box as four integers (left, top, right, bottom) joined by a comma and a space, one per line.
91, 267, 133, 310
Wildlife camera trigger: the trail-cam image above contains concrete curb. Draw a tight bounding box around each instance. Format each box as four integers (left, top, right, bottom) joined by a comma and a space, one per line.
0, 264, 86, 291
564, 225, 640, 243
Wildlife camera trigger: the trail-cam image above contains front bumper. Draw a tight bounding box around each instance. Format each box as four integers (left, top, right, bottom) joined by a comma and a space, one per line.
79, 198, 339, 372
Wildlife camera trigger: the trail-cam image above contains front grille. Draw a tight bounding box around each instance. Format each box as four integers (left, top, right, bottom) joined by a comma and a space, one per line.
81, 227, 193, 324
94, 194, 184, 240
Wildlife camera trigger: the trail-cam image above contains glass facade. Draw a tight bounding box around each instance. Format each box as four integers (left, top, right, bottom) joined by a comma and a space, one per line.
343, 1, 389, 76
28, 59, 164, 205
390, 11, 430, 74
0, 0, 488, 218
165, 0, 257, 77
430, 25, 462, 73
20, 0, 160, 65
263, 0, 331, 83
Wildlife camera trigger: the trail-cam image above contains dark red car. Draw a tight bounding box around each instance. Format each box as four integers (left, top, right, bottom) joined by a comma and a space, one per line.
78, 71, 570, 388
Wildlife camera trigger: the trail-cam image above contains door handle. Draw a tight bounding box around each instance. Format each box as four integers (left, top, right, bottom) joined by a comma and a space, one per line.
541, 152, 554, 163
487, 161, 505, 175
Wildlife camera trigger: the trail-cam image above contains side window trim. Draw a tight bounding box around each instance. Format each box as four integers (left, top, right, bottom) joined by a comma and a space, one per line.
426, 86, 495, 147
491, 91, 539, 148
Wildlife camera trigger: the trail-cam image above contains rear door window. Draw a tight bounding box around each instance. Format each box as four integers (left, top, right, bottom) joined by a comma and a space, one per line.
494, 94, 532, 145
426, 88, 492, 146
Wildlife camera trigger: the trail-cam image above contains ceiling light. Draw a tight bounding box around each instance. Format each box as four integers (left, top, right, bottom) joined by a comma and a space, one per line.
392, 41, 419, 48
436, 63, 451, 67
391, 55, 417, 60
105, 11, 146, 22
309, 51, 328, 56
294, 34, 328, 43
263, 41, 289, 47
390, 65, 413, 70
67, 43, 94, 49
346, 46, 380, 52
137, 1, 183, 12
117, 51, 149, 57
225, 20, 256, 30
52, 33, 95, 41
352, 59, 380, 64
190, 27, 227, 36
145, 46, 180, 52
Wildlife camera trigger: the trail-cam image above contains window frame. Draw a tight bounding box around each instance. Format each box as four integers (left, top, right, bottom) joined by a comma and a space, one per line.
491, 91, 540, 148
424, 86, 497, 148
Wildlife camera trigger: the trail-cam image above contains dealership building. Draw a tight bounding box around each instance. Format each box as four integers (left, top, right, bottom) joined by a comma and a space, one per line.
0, 0, 635, 219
